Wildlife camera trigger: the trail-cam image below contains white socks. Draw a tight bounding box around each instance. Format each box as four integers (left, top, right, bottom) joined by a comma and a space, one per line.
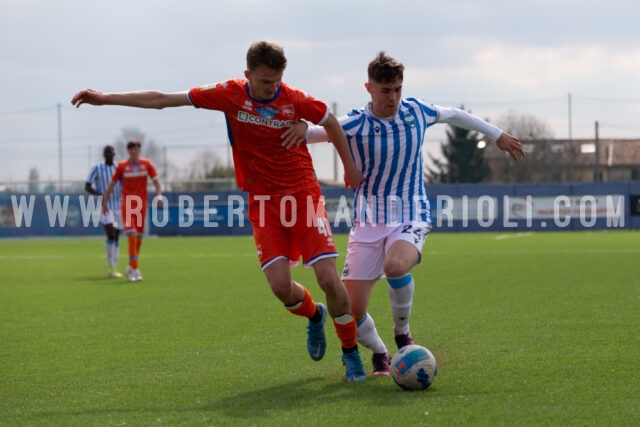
106, 240, 120, 269
387, 274, 415, 336
356, 313, 387, 355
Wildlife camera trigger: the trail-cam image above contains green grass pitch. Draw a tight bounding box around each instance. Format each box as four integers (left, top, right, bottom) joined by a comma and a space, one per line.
1, 230, 638, 426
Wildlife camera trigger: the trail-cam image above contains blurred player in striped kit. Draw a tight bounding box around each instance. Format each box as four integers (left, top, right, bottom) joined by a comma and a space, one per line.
301, 52, 525, 375
85, 145, 123, 277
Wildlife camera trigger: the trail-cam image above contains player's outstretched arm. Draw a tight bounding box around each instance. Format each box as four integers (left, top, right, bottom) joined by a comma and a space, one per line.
71, 89, 191, 109
495, 132, 526, 163
436, 106, 525, 163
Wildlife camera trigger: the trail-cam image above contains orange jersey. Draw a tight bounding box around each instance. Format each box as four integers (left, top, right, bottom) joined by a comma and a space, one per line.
188, 79, 329, 196
112, 158, 158, 203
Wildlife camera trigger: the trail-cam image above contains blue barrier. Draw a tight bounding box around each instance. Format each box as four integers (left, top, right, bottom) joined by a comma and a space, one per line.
1, 182, 637, 238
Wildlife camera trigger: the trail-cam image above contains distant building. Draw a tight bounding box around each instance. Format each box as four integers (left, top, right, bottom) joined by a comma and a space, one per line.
482, 138, 640, 184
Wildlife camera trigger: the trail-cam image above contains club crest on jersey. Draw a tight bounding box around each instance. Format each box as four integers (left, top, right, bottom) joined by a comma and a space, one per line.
243, 100, 253, 111
374, 124, 381, 133
281, 104, 294, 119
256, 106, 278, 119
405, 114, 416, 128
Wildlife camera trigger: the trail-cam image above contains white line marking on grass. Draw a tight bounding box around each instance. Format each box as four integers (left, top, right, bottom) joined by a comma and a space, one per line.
0, 253, 256, 261
425, 248, 640, 256
495, 232, 534, 240
148, 253, 256, 258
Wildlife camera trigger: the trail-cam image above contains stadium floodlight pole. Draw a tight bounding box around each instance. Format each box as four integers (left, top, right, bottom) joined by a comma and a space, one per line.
567, 93, 572, 141
568, 93, 573, 182
162, 146, 168, 182
332, 102, 338, 183
594, 121, 600, 182
57, 103, 63, 191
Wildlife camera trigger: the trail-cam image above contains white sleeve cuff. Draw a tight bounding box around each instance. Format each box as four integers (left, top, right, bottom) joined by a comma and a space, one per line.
305, 125, 330, 144
436, 106, 503, 141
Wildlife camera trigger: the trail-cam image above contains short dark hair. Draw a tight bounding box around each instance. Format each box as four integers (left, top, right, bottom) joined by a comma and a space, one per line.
126, 139, 141, 150
246, 41, 287, 71
103, 145, 115, 155
368, 51, 404, 84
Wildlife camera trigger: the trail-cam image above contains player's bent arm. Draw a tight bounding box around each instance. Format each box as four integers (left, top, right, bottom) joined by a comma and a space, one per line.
322, 114, 363, 188
152, 179, 163, 204
280, 121, 309, 149
85, 182, 100, 196
72, 89, 191, 109
304, 125, 330, 144
102, 181, 116, 213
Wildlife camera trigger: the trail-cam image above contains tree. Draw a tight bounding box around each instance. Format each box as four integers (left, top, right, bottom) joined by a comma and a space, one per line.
176, 150, 235, 191
425, 107, 489, 184
114, 128, 163, 167
489, 112, 556, 183
110, 127, 181, 183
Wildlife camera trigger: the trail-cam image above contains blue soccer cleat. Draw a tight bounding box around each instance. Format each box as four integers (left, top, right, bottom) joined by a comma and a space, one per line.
342, 349, 367, 382
307, 303, 327, 361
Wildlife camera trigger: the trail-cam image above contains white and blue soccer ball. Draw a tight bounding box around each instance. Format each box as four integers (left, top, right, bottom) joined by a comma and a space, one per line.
390, 344, 437, 391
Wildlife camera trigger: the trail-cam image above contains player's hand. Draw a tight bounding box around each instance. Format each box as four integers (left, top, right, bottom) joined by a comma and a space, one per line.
102, 204, 110, 215
154, 195, 164, 206
496, 132, 526, 162
71, 88, 107, 108
343, 167, 364, 189
281, 121, 308, 149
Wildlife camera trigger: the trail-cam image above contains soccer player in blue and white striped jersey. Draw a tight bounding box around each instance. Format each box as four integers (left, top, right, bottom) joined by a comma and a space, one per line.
85, 145, 123, 277
301, 52, 525, 375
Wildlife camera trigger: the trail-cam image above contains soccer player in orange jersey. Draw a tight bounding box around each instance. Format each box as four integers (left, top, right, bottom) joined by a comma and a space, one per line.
71, 41, 367, 382
102, 139, 162, 282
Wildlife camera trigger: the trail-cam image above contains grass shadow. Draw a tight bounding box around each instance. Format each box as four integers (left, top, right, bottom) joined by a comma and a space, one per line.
200, 375, 428, 421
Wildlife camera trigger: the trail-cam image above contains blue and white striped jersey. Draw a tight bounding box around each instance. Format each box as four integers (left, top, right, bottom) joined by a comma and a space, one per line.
86, 163, 121, 211
306, 98, 503, 224
340, 98, 440, 224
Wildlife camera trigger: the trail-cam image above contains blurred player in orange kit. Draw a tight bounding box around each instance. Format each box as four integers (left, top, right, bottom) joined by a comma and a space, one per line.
102, 139, 162, 282
71, 41, 367, 381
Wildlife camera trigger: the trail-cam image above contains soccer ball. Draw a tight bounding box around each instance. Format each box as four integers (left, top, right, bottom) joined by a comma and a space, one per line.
390, 344, 437, 391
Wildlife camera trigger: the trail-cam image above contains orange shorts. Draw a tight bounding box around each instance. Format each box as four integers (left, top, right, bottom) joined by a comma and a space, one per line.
248, 190, 338, 269
122, 195, 147, 234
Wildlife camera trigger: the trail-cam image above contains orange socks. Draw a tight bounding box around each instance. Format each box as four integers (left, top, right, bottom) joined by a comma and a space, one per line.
285, 285, 317, 319
284, 284, 358, 349
333, 314, 358, 350
127, 233, 139, 269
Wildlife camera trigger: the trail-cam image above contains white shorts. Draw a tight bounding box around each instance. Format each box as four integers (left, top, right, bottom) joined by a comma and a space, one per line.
341, 221, 431, 281
101, 208, 123, 230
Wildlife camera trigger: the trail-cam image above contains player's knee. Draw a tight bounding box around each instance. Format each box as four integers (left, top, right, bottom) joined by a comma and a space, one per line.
315, 272, 339, 292
383, 259, 410, 279
312, 261, 340, 292
351, 305, 367, 322
268, 279, 293, 301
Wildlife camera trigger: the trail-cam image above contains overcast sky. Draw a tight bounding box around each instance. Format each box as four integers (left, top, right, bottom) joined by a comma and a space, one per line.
2, 0, 639, 185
